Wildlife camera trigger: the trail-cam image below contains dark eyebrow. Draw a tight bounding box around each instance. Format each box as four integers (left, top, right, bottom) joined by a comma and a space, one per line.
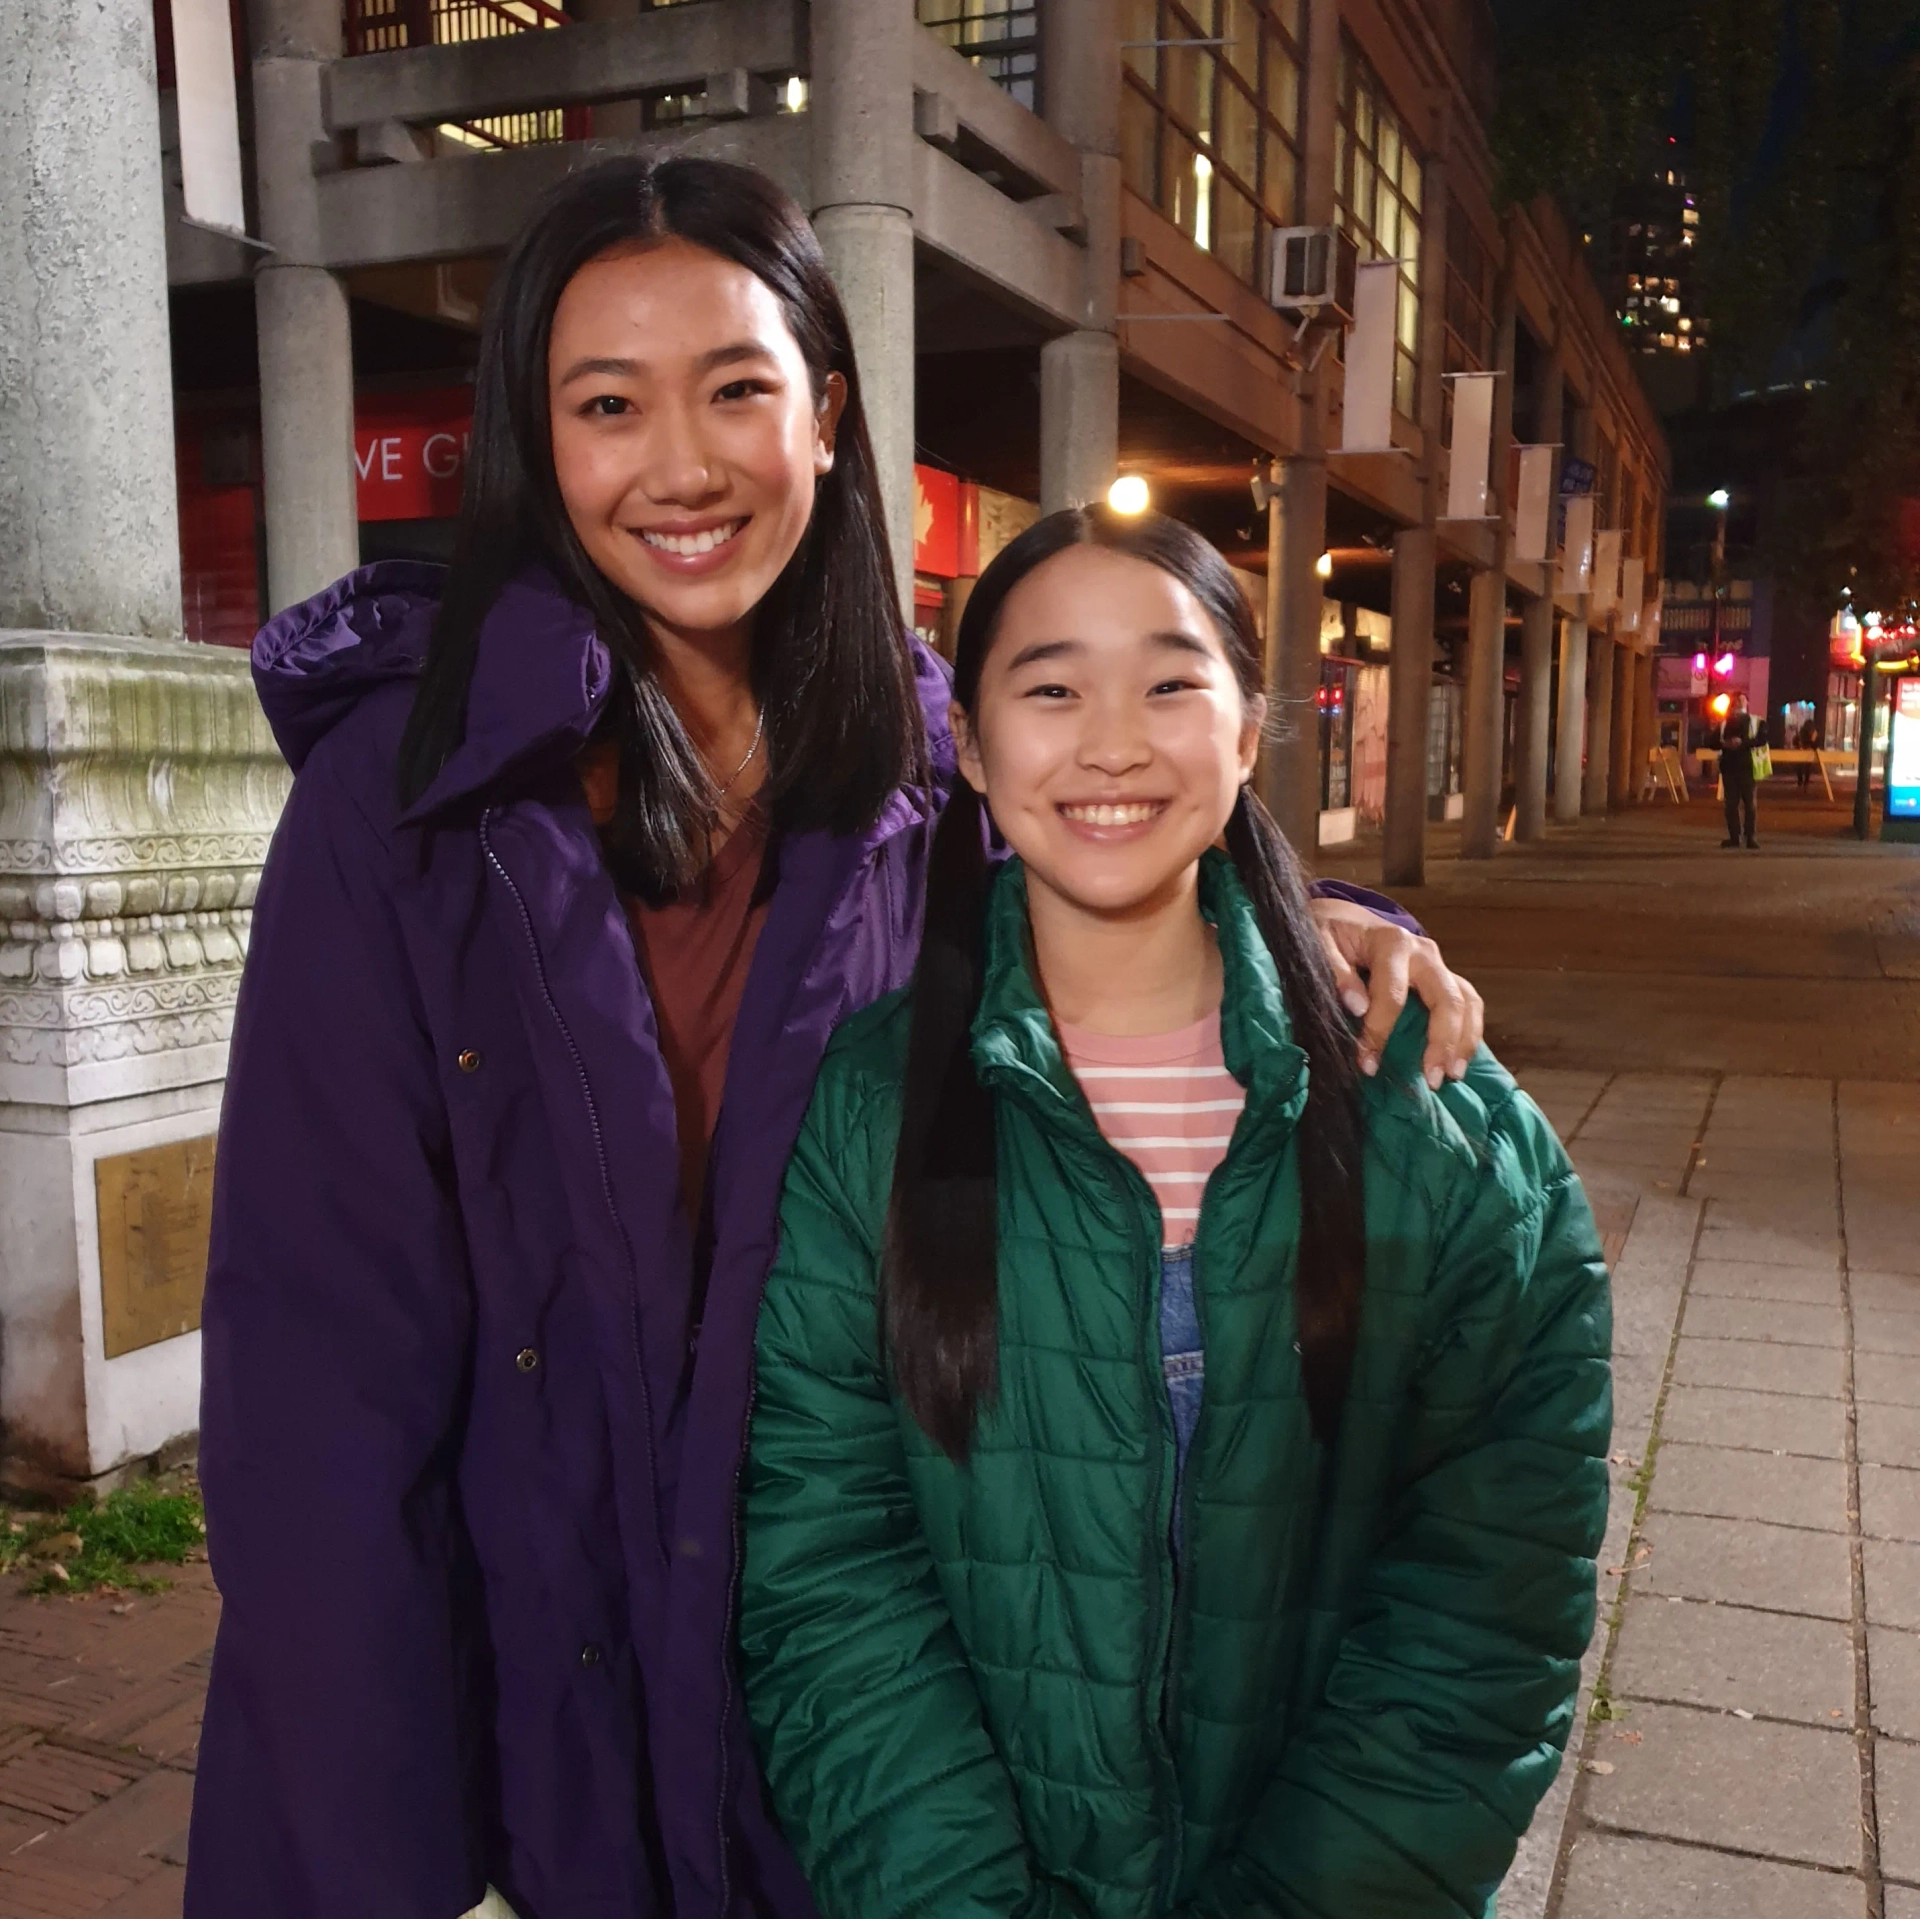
553, 340, 780, 388
1003, 637, 1082, 672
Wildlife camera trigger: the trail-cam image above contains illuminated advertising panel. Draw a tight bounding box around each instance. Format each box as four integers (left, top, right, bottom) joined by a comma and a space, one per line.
1888, 677, 1920, 824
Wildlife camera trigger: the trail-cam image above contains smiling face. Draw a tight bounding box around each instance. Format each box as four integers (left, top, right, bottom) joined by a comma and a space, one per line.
953, 543, 1264, 923
546, 236, 846, 649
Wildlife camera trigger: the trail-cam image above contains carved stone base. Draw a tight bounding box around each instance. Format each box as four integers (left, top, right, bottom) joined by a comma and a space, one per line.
0, 631, 288, 1487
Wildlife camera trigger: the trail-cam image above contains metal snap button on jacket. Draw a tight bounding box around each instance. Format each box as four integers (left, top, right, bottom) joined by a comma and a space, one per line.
579, 1643, 602, 1668
514, 1347, 540, 1373
457, 1049, 482, 1073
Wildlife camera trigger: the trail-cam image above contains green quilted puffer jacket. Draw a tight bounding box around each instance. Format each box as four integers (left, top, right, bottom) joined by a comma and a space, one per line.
739, 854, 1612, 1919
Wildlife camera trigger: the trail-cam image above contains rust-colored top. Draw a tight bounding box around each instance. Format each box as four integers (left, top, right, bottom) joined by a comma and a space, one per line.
579, 742, 772, 1220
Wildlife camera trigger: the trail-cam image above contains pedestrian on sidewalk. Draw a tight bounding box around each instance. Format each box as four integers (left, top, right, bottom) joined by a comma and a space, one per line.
1796, 715, 1820, 791
1718, 688, 1765, 847
187, 158, 1487, 1919
738, 508, 1614, 1919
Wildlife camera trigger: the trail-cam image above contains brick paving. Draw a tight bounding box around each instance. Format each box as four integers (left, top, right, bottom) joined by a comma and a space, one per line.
0, 1564, 211, 1917
0, 791, 1911, 1919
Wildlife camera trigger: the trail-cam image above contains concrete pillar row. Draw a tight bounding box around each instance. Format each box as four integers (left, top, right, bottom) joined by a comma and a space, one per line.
1631, 647, 1658, 800
1583, 625, 1617, 815
1383, 525, 1438, 887
810, 0, 916, 615
249, 0, 359, 613
1513, 595, 1555, 841
1554, 616, 1589, 823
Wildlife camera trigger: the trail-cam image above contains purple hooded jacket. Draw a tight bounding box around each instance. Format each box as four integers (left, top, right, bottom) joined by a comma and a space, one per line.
187, 563, 1412, 1919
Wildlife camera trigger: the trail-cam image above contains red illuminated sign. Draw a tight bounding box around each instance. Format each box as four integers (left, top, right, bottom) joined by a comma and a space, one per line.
355, 390, 473, 522
912, 465, 979, 580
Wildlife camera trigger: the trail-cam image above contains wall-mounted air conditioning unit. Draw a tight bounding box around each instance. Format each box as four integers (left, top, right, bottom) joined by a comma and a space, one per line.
1267, 226, 1360, 326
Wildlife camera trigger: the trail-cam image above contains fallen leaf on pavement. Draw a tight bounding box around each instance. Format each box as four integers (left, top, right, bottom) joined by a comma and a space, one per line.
1731, 1708, 1754, 1720
1581, 1760, 1615, 1776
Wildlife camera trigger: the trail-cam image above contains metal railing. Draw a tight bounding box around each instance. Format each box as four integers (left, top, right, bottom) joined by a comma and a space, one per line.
343, 0, 591, 146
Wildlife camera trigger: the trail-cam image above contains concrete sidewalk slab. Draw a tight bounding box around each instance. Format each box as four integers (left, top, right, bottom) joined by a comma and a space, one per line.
1865, 1537, 1920, 1630
1659, 1383, 1847, 1458
1879, 1740, 1920, 1885
1673, 1334, 1846, 1397
1636, 1510, 1853, 1618
1870, 1624, 1920, 1741
1647, 1442, 1848, 1531
1861, 1404, 1920, 1468
1679, 1296, 1847, 1346
1578, 1700, 1861, 1870
1861, 1463, 1920, 1541
1556, 1831, 1863, 1919
1689, 1259, 1845, 1302
1608, 1594, 1853, 1725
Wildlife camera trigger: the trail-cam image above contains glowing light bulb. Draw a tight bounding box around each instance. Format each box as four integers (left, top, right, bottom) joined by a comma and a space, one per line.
1710, 693, 1732, 717
1107, 475, 1150, 515
1707, 488, 1730, 510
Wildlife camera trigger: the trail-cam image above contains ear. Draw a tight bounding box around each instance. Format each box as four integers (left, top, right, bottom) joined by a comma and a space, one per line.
814, 371, 850, 475
1237, 692, 1267, 783
950, 700, 988, 797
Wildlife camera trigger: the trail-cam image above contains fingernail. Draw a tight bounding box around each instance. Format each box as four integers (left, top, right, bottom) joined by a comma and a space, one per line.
1342, 988, 1369, 1017
1360, 1051, 1379, 1077
1425, 1065, 1444, 1091
1451, 1057, 1470, 1080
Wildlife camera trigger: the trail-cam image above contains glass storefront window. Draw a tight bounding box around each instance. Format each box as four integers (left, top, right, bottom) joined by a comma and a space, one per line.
1119, 0, 1307, 289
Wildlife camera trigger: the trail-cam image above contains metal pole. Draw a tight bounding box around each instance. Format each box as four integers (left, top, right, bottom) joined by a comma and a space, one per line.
1854, 653, 1881, 840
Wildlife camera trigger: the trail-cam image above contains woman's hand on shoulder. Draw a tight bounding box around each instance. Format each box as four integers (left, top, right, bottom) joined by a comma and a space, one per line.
1307, 896, 1484, 1091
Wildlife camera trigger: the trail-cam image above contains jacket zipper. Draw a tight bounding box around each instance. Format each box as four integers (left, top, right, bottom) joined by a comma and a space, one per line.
479, 811, 664, 1548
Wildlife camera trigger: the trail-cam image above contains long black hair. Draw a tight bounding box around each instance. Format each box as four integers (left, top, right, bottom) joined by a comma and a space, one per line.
884, 505, 1368, 1459
396, 156, 923, 897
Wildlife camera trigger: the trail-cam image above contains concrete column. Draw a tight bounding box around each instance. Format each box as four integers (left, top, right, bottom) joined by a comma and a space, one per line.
1040, 0, 1120, 513
0, 0, 181, 637
251, 0, 360, 612
1459, 243, 1519, 860
1460, 568, 1509, 852
1553, 615, 1588, 823
1583, 625, 1616, 814
1382, 125, 1449, 888
1256, 0, 1339, 857
0, 0, 293, 1490
1513, 597, 1555, 840
1512, 340, 1564, 843
1258, 453, 1330, 857
1383, 527, 1437, 886
812, 0, 916, 614
1631, 648, 1657, 800
1609, 636, 1637, 806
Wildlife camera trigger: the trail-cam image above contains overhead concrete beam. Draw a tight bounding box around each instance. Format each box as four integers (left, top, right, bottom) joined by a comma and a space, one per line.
911, 142, 1083, 334
312, 118, 809, 268
322, 0, 802, 132
909, 27, 1080, 201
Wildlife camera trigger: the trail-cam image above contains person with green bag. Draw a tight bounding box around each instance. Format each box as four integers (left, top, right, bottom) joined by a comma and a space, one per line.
1719, 688, 1767, 847
737, 503, 1613, 1919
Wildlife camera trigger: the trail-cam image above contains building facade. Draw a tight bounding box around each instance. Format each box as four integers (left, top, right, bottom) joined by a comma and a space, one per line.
160, 0, 1669, 881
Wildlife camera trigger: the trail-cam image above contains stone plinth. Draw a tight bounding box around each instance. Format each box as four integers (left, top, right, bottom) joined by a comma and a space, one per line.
0, 633, 288, 1492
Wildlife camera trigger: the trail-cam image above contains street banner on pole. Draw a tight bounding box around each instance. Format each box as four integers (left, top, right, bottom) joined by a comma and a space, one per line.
171, 0, 248, 238
1619, 556, 1646, 630
1591, 529, 1622, 614
1340, 261, 1399, 454
1443, 371, 1498, 521
1512, 444, 1556, 560
1559, 493, 1595, 596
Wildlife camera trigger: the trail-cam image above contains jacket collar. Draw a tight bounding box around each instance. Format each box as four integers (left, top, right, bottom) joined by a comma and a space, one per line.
969, 850, 1309, 1130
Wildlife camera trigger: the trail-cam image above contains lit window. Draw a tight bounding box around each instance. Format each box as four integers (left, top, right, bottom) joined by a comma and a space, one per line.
1683, 207, 1699, 227
1678, 317, 1691, 331
1676, 338, 1692, 352
1660, 332, 1676, 347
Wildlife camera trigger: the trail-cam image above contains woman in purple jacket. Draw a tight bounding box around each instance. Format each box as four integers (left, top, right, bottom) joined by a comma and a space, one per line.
186, 157, 1482, 1919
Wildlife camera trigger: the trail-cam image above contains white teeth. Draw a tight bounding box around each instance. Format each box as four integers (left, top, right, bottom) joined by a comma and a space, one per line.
640, 520, 743, 557
1062, 802, 1160, 826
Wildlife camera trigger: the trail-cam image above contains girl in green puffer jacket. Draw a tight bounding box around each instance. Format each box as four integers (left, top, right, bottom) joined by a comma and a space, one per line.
738, 505, 1612, 1919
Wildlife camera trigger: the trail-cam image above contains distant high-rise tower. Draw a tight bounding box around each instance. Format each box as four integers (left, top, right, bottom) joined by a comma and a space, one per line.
1606, 141, 1709, 409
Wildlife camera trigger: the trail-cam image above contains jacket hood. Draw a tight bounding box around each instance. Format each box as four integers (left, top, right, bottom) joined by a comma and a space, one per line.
251, 559, 958, 818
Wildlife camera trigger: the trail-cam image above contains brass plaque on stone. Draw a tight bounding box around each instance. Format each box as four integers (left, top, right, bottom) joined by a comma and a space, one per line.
95, 1136, 217, 1359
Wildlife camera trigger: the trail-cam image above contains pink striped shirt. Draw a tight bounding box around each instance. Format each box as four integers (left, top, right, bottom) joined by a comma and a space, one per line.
1058, 1012, 1247, 1248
